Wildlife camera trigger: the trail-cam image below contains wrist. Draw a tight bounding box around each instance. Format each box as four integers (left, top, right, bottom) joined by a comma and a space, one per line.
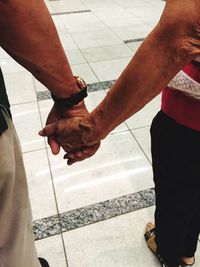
80, 114, 108, 144
53, 100, 89, 118
51, 76, 88, 108
52, 81, 79, 98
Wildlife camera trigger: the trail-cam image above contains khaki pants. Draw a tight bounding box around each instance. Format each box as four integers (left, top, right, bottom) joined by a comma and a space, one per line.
0, 112, 41, 267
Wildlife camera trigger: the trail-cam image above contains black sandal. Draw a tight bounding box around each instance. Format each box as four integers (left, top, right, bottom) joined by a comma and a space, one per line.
144, 224, 170, 267
144, 224, 184, 267
180, 258, 195, 267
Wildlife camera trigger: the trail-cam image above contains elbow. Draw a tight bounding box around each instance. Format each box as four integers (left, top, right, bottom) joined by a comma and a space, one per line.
167, 21, 200, 63
156, 6, 200, 65
180, 22, 200, 60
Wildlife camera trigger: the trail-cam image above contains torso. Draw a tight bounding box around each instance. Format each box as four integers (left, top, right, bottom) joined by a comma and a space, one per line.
161, 59, 200, 131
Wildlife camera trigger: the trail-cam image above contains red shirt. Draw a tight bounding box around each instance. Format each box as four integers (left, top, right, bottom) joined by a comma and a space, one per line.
161, 62, 200, 131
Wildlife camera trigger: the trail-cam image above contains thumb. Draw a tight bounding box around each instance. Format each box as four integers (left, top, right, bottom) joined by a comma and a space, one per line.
48, 136, 61, 155
38, 122, 58, 137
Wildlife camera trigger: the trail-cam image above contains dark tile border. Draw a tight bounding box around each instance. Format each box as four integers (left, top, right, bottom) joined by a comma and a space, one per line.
51, 10, 91, 16
33, 188, 155, 241
37, 91, 51, 101
33, 215, 61, 240
36, 80, 116, 101
124, 38, 145, 44
60, 188, 155, 232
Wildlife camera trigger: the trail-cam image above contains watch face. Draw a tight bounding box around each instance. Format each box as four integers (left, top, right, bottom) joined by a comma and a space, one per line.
75, 76, 87, 90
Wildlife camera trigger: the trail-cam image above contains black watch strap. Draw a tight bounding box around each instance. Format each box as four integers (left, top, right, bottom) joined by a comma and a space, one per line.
51, 87, 87, 108
51, 76, 88, 108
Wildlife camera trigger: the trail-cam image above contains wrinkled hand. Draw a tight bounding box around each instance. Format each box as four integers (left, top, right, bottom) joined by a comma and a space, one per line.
40, 102, 100, 165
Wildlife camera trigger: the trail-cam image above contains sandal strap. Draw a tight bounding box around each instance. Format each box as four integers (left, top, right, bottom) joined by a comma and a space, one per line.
181, 257, 195, 267
181, 261, 195, 266
144, 227, 155, 241
144, 227, 186, 267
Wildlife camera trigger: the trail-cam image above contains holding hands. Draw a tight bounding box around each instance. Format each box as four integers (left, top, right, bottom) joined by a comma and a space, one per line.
39, 100, 100, 165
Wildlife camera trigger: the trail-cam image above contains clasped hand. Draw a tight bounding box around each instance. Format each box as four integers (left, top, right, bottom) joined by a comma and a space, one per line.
39, 102, 100, 165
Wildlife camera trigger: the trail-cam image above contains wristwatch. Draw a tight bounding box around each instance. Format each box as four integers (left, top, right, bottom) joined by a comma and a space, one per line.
51, 76, 88, 108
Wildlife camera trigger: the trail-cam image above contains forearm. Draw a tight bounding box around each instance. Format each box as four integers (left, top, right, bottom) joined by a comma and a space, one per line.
87, 0, 200, 140
0, 0, 77, 97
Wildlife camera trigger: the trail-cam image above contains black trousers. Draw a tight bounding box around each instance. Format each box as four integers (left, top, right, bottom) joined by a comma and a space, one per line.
151, 111, 200, 267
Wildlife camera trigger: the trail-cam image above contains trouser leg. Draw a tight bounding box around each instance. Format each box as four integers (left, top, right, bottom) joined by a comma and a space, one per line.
0, 113, 40, 267
183, 206, 200, 258
151, 111, 200, 267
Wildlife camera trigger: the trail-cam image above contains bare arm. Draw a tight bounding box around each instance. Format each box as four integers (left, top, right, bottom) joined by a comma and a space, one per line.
86, 0, 200, 141
39, 0, 200, 164
0, 0, 78, 97
0, 0, 102, 159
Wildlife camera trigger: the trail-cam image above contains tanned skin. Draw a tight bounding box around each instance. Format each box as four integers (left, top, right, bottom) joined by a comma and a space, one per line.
0, 0, 100, 157
40, 0, 200, 165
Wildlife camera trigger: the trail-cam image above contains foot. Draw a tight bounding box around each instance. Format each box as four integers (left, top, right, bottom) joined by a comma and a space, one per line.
145, 222, 157, 253
144, 223, 184, 267
144, 222, 170, 267
38, 258, 50, 267
181, 256, 195, 266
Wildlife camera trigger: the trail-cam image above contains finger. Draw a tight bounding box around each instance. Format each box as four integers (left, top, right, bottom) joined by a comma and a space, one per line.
64, 151, 93, 165
38, 122, 58, 137
64, 151, 84, 159
82, 143, 100, 155
64, 143, 100, 160
67, 152, 93, 165
62, 145, 73, 153
67, 156, 86, 165
48, 136, 60, 155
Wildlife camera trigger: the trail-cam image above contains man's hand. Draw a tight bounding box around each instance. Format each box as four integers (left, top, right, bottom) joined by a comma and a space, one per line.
41, 103, 100, 165
45, 101, 88, 155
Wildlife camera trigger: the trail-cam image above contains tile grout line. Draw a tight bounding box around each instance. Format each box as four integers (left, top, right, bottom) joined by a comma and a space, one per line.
33, 75, 62, 230
128, 124, 152, 166
10, 100, 38, 107
58, 8, 136, 79
36, 85, 70, 267
22, 147, 47, 155
81, 2, 146, 54
65, 33, 101, 83
50, 10, 101, 83
60, 232, 70, 267
41, 144, 70, 267
124, 4, 161, 29
40, 6, 108, 265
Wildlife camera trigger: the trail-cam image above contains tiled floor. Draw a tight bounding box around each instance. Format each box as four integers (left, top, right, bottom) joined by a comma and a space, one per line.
1, 0, 199, 266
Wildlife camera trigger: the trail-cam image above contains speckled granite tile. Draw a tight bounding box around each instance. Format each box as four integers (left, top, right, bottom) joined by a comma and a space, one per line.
99, 80, 116, 90
124, 38, 145, 44
60, 188, 155, 232
87, 82, 103, 92
36, 80, 117, 101
33, 215, 61, 241
59, 199, 121, 232
87, 80, 116, 91
119, 188, 155, 214
37, 90, 51, 101
33, 188, 155, 240
51, 10, 91, 16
